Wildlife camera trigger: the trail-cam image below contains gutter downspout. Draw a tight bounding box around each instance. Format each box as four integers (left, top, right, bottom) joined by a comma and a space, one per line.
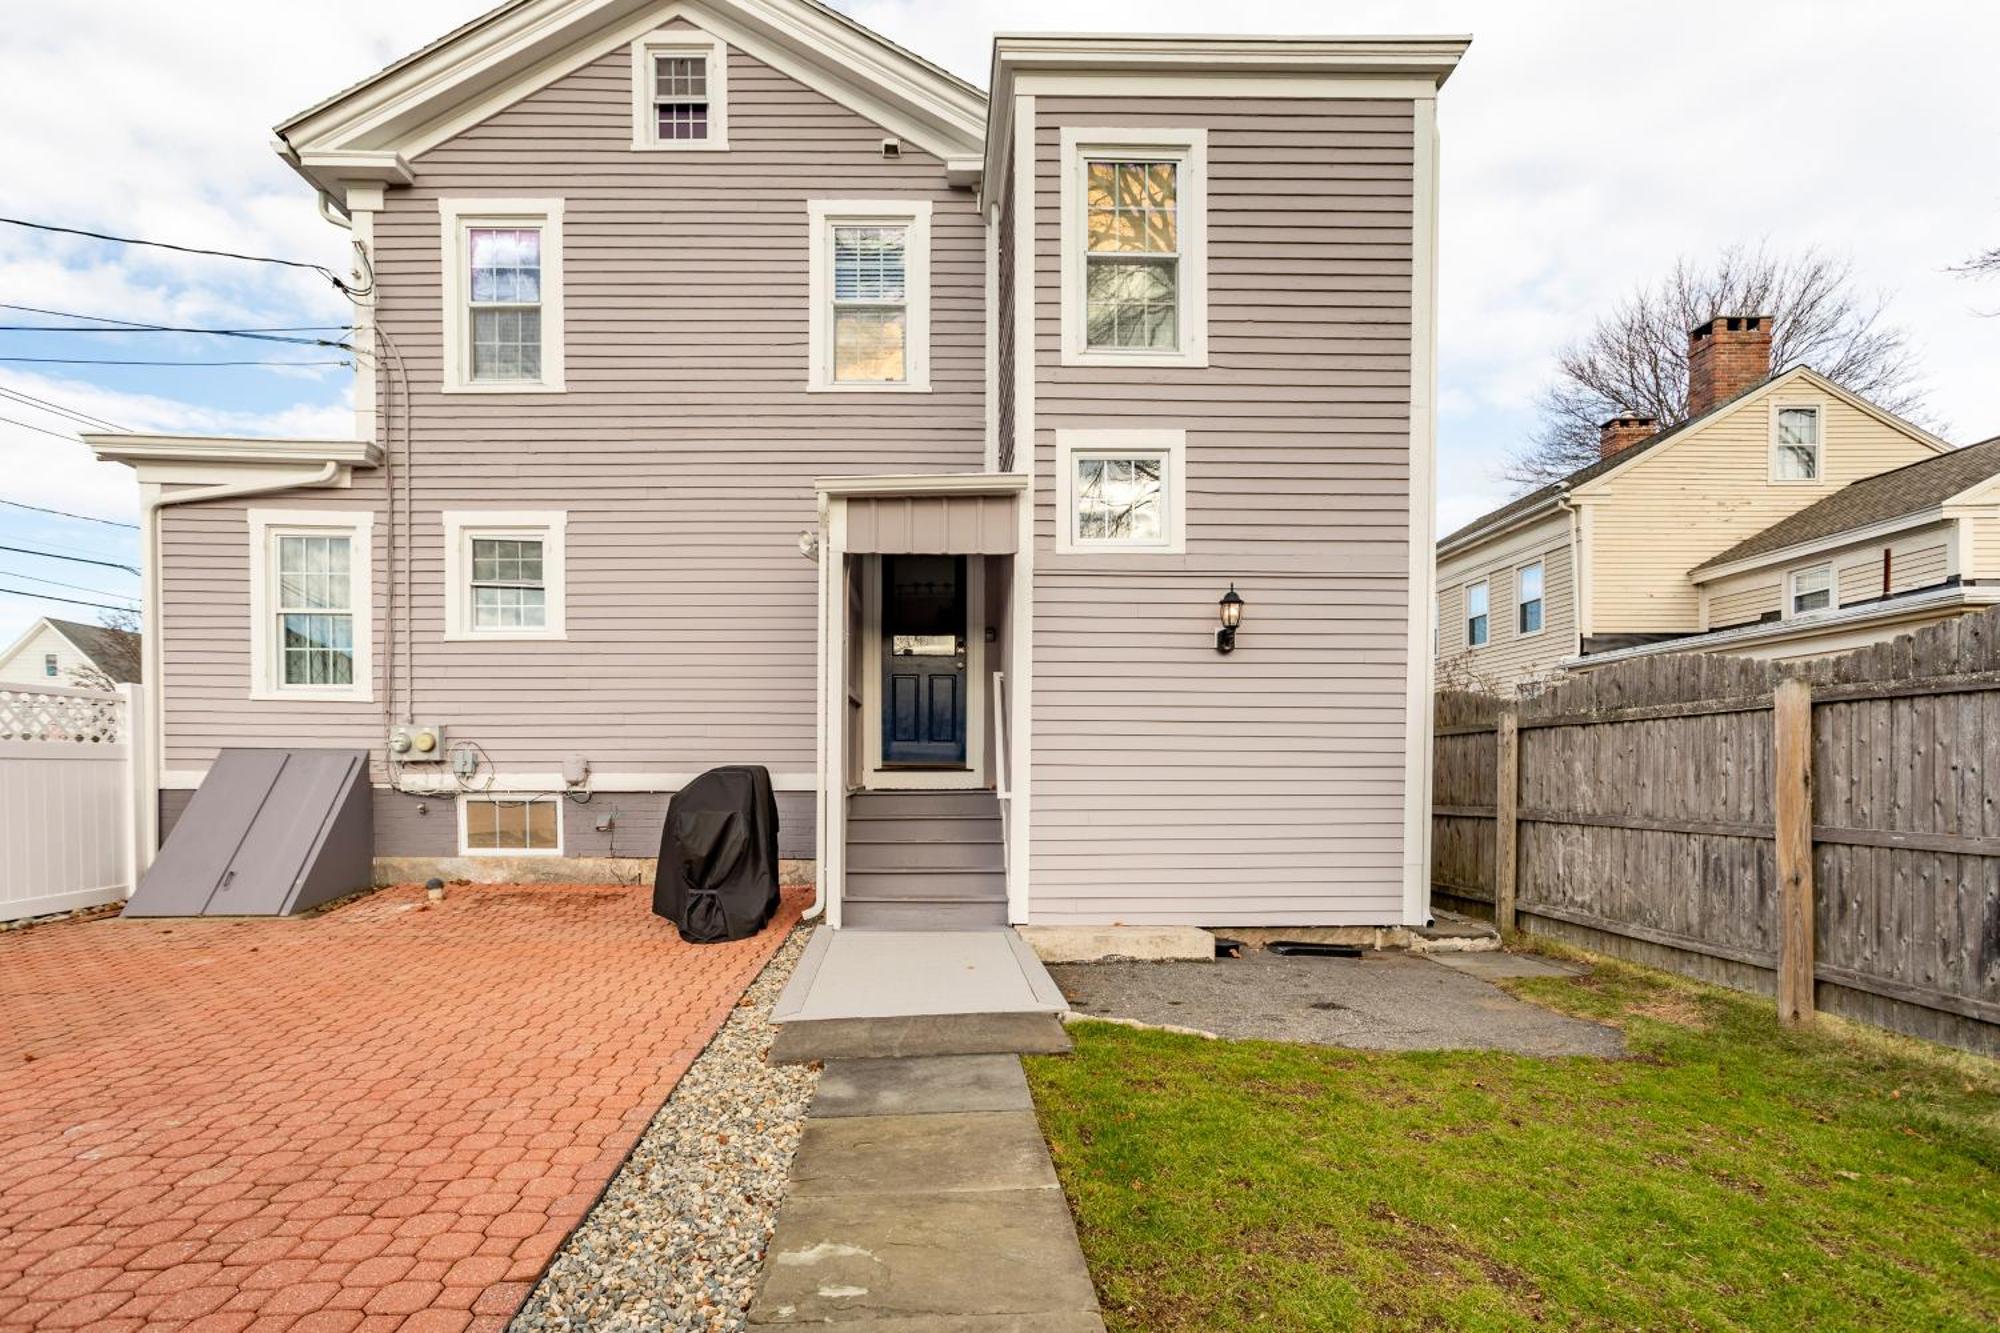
135, 461, 341, 874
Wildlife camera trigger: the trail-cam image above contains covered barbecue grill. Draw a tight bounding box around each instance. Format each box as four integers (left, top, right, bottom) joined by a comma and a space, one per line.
652, 765, 781, 942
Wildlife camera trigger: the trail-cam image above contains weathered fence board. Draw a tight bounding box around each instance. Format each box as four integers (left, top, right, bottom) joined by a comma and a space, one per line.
1432, 607, 2000, 1056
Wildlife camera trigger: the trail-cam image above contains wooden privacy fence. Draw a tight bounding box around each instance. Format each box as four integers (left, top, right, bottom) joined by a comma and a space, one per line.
0, 682, 148, 922
1432, 610, 2000, 1057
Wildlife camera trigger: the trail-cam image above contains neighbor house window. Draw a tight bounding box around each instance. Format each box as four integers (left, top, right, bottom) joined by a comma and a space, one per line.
459, 794, 561, 855
1517, 562, 1545, 635
1061, 128, 1207, 367
439, 199, 565, 392
1466, 582, 1490, 647
42, 653, 57, 678
630, 32, 728, 149
442, 511, 567, 642
1054, 429, 1188, 554
1774, 406, 1821, 481
808, 201, 931, 392
248, 509, 373, 702
1791, 564, 1833, 615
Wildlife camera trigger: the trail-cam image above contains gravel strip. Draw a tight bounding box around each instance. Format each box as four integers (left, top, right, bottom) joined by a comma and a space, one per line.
512, 925, 821, 1332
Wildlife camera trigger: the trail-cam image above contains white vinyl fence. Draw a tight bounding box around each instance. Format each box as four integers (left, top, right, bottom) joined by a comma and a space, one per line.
0, 682, 148, 922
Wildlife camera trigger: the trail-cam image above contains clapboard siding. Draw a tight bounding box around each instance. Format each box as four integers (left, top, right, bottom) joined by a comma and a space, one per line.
1026, 96, 1417, 925
1699, 520, 1959, 632
157, 18, 986, 855
1707, 570, 1783, 628
1434, 509, 1574, 685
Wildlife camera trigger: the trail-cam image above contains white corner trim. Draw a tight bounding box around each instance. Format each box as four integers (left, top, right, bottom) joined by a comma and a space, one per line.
1057, 126, 1209, 369
440, 510, 569, 642
1402, 93, 1441, 928
1052, 429, 1189, 555
806, 198, 933, 393
630, 28, 729, 150
437, 197, 566, 394
247, 508, 375, 703
455, 791, 564, 857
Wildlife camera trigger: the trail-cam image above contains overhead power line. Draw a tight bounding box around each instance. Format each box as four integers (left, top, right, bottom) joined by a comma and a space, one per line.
0, 413, 82, 443
0, 356, 350, 368
0, 301, 353, 334
0, 215, 361, 296
0, 584, 138, 613
0, 567, 139, 601
0, 383, 130, 432
0, 498, 139, 529
0, 542, 138, 575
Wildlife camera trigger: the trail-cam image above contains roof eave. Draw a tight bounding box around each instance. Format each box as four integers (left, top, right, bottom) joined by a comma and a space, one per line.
82, 434, 383, 470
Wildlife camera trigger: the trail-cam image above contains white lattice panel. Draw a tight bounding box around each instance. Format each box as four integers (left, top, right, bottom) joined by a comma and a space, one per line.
0, 684, 124, 744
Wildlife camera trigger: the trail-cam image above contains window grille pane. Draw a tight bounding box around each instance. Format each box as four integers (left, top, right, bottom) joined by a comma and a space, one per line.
1085, 160, 1176, 255
1084, 258, 1177, 349
278, 535, 351, 611
468, 229, 541, 303
1074, 454, 1165, 543
281, 613, 354, 686
471, 308, 542, 381
1469, 614, 1489, 646
655, 54, 707, 99
834, 308, 907, 382
833, 226, 907, 302
657, 103, 708, 141
1776, 444, 1818, 480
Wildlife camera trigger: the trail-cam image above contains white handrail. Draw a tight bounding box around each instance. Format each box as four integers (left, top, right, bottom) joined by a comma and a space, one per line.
992, 669, 1010, 870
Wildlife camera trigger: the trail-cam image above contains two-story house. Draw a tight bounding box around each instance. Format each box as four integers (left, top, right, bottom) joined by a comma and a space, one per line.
86, 0, 1467, 931
1436, 314, 1963, 688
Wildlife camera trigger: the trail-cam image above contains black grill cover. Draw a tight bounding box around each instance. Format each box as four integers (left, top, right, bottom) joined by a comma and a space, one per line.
652, 765, 781, 943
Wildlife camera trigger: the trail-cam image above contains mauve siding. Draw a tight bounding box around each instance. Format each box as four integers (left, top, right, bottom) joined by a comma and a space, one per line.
1027, 96, 1416, 925
156, 19, 986, 856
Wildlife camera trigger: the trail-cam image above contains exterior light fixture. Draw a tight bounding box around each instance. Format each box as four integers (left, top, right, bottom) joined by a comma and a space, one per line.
1216, 584, 1245, 654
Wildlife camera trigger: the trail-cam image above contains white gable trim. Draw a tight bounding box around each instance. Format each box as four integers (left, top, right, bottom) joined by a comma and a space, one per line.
278, 0, 984, 189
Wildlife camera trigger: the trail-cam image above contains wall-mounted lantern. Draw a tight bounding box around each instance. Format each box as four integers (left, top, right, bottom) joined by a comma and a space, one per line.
1216, 584, 1245, 654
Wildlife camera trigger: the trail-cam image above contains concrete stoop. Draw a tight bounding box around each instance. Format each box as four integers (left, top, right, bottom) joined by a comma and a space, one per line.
749, 1056, 1105, 1330
1016, 911, 1501, 964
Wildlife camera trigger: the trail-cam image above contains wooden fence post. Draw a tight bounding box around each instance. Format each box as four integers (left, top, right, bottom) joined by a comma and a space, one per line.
1494, 705, 1520, 935
1773, 677, 1816, 1027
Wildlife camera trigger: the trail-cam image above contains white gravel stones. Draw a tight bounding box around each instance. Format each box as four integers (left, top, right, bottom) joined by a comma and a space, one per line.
512, 926, 820, 1332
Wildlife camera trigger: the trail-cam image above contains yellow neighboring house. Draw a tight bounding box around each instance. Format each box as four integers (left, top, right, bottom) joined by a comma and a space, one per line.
1435, 314, 1988, 690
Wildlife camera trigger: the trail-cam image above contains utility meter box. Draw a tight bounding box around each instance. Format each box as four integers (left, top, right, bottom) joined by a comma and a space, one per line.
388, 722, 446, 762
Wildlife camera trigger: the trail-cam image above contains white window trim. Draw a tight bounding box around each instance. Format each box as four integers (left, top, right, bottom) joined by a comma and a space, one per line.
442, 510, 568, 642
438, 198, 566, 394
1059, 126, 1209, 369
456, 792, 565, 857
1789, 562, 1835, 618
629, 30, 728, 151
1770, 401, 1824, 484
1515, 560, 1547, 638
1052, 428, 1188, 555
807, 199, 932, 393
1466, 579, 1491, 648
247, 508, 374, 703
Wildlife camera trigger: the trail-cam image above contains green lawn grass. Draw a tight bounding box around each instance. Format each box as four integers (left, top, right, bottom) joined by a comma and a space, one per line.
1025, 952, 2000, 1331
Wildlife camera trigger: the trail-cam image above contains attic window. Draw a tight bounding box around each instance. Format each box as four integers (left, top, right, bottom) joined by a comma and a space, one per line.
632, 32, 728, 150
1773, 405, 1821, 481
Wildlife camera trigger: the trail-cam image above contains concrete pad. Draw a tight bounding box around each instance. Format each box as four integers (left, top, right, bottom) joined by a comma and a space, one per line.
813, 1055, 1032, 1118
773, 928, 1067, 1022
1426, 949, 1585, 979
750, 1188, 1100, 1326
1051, 951, 1624, 1057
782, 1315, 1106, 1331
1016, 924, 1214, 962
788, 1111, 1057, 1198
768, 1012, 1071, 1064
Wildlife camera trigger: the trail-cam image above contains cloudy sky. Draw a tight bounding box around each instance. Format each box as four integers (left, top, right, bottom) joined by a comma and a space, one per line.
3, 0, 1998, 649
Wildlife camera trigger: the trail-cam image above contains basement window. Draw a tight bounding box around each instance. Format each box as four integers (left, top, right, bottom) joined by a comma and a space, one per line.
459, 795, 562, 856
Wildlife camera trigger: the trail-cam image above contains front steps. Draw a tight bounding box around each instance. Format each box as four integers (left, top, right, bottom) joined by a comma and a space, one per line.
843, 789, 1007, 930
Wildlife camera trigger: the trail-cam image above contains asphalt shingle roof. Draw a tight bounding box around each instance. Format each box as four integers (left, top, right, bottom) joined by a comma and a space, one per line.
1691, 434, 2000, 574
47, 617, 141, 683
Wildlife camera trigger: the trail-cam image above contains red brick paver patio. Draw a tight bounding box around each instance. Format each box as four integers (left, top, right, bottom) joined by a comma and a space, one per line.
0, 882, 804, 1332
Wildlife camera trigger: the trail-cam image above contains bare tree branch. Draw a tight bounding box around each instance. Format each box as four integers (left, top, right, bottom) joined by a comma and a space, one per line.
1510, 244, 1935, 488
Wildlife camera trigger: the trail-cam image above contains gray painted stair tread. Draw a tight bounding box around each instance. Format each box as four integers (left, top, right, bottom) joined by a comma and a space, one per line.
750, 1188, 1099, 1326
787, 1110, 1056, 1197
812, 1055, 1032, 1118
767, 1013, 1071, 1063
840, 903, 1010, 930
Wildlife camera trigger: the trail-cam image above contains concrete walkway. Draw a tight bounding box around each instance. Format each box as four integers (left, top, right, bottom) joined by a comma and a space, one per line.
748, 1055, 1104, 1330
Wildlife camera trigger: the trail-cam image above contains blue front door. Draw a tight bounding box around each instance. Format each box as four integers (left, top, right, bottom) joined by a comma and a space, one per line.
882, 554, 966, 767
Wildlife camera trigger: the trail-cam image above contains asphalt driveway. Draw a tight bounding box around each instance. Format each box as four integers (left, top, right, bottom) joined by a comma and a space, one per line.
0, 882, 802, 1332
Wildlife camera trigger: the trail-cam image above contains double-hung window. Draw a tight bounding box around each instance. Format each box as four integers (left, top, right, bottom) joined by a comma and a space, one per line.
248, 510, 373, 702
808, 201, 931, 392
1060, 128, 1207, 367
440, 199, 565, 393
1791, 564, 1833, 615
443, 512, 567, 642
1466, 582, 1491, 647
42, 653, 57, 678
1054, 430, 1187, 554
630, 32, 727, 149
1774, 405, 1821, 481
1517, 561, 1545, 635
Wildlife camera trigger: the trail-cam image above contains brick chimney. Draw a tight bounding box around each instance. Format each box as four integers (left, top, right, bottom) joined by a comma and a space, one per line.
1686, 314, 1772, 416
1599, 412, 1658, 459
